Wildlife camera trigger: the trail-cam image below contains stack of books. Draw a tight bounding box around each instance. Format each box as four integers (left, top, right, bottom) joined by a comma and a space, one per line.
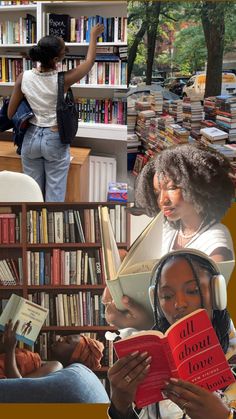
215, 95, 236, 143
204, 97, 217, 121
165, 123, 189, 145
200, 127, 229, 146
135, 110, 156, 141
182, 98, 203, 132
163, 99, 183, 122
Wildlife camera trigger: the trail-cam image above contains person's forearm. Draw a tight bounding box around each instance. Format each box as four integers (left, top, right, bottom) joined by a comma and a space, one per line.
5, 349, 22, 378
108, 401, 138, 419
85, 33, 98, 68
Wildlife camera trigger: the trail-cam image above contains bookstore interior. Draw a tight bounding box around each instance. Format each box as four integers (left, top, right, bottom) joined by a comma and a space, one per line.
0, 0, 236, 415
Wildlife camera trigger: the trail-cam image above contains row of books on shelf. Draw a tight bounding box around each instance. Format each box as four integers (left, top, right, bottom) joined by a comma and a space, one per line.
0, 55, 127, 85
59, 59, 127, 86
0, 291, 106, 329
76, 98, 126, 125
26, 206, 127, 245
47, 13, 127, 44
0, 14, 36, 45
0, 212, 21, 244
0, 257, 22, 285
0, 1, 34, 4
26, 248, 105, 286
28, 291, 106, 327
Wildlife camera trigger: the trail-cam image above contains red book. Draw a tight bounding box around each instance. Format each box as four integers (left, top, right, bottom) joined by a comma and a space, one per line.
9, 218, 16, 244
52, 249, 61, 285
114, 309, 235, 408
0, 214, 16, 244
2, 219, 9, 244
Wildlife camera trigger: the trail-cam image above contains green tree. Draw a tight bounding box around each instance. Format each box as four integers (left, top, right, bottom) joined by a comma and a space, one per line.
128, 1, 182, 84
173, 25, 207, 74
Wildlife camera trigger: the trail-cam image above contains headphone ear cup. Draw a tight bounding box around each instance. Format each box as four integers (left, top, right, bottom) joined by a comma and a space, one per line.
148, 286, 155, 311
211, 275, 227, 310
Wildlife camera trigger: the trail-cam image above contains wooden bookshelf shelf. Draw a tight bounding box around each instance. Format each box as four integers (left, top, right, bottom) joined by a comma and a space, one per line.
27, 285, 106, 290
42, 326, 116, 332
0, 201, 130, 385
0, 5, 37, 12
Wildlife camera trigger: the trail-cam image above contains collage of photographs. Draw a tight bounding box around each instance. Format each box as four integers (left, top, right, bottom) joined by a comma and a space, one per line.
0, 1, 236, 418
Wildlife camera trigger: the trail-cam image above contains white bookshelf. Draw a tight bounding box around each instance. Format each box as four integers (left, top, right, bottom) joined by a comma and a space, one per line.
0, 0, 127, 182
78, 122, 127, 141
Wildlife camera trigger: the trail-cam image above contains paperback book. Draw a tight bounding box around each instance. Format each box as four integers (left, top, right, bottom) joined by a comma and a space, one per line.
0, 294, 48, 345
114, 309, 235, 408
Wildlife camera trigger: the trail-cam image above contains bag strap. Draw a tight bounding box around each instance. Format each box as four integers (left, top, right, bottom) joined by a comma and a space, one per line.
57, 71, 75, 104
57, 71, 65, 105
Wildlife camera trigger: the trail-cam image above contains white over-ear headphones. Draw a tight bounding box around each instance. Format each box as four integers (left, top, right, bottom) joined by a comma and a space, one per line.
148, 249, 227, 324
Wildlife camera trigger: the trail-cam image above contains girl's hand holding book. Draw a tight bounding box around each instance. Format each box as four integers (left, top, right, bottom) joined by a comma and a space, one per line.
163, 378, 230, 419
90, 23, 104, 38
3, 320, 19, 353
104, 295, 153, 330
108, 351, 151, 416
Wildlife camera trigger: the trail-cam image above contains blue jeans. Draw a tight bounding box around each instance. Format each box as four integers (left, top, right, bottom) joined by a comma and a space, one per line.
0, 364, 110, 403
21, 124, 70, 202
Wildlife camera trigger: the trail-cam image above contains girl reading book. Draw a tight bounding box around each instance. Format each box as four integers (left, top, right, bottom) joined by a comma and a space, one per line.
103, 143, 235, 329
108, 250, 236, 419
0, 322, 104, 378
7, 24, 104, 201
134, 143, 234, 261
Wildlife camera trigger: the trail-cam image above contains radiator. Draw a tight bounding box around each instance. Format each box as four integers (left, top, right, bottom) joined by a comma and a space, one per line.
89, 155, 117, 202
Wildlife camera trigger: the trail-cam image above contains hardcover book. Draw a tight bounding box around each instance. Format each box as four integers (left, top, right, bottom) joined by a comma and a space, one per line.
0, 294, 48, 345
114, 309, 235, 408
100, 208, 235, 313
99, 206, 163, 313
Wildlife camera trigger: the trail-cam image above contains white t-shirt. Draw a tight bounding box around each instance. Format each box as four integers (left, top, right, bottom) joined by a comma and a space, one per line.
21, 68, 58, 126
162, 221, 234, 257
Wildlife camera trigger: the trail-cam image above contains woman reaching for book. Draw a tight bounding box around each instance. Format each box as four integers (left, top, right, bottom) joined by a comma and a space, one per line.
7, 23, 104, 201
108, 250, 236, 419
103, 143, 235, 329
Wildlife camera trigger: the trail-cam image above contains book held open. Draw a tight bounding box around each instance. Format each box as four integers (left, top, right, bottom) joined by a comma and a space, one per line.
99, 207, 163, 312
0, 294, 48, 346
99, 207, 235, 312
114, 309, 235, 408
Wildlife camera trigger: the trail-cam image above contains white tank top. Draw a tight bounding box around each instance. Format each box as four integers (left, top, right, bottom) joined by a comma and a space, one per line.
21, 68, 58, 126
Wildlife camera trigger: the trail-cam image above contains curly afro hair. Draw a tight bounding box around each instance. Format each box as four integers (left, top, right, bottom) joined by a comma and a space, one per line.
134, 143, 234, 223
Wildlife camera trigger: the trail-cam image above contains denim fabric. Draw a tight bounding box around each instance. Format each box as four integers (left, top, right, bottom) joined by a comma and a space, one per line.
0, 364, 110, 403
21, 124, 70, 202
11, 99, 34, 131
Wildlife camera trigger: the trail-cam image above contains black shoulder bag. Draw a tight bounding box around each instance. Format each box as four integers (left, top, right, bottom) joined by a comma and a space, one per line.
56, 71, 79, 145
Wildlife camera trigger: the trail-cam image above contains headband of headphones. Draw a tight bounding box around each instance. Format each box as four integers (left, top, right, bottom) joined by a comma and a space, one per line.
149, 249, 227, 325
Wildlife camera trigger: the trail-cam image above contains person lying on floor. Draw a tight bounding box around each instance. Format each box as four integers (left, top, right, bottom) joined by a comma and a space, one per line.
0, 320, 104, 378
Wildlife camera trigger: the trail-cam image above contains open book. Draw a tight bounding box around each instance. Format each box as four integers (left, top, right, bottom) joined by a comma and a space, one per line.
114, 309, 235, 408
99, 207, 163, 312
0, 294, 48, 346
99, 206, 235, 312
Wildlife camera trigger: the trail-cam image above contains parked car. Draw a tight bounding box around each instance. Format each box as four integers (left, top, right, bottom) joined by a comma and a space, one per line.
143, 75, 165, 87
164, 76, 190, 98
164, 76, 190, 89
182, 72, 236, 101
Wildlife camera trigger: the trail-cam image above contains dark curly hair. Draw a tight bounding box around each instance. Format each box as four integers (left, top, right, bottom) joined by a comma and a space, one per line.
29, 35, 64, 68
152, 252, 230, 354
134, 143, 234, 224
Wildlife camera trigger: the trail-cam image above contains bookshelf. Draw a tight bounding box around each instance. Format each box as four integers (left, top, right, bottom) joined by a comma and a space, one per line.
0, 201, 130, 388
0, 0, 128, 182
